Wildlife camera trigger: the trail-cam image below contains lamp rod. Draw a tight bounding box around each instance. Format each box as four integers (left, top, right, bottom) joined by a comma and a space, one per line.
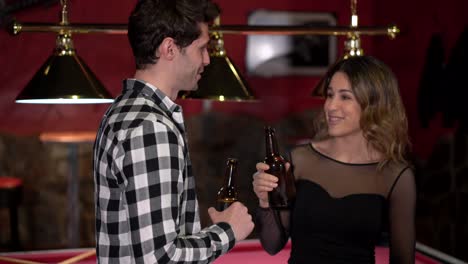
213, 25, 398, 37
10, 21, 399, 38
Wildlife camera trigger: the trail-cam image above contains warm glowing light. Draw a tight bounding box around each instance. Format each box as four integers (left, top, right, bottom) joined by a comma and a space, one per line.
39, 131, 97, 143
351, 15, 358, 27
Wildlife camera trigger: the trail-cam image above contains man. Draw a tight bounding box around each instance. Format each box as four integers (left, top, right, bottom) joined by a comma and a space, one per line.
93, 0, 254, 263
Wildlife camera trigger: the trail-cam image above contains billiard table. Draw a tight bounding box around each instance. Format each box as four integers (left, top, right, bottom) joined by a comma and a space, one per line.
0, 240, 443, 264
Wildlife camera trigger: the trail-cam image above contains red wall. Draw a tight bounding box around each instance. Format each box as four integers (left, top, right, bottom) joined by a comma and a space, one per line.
373, 0, 468, 158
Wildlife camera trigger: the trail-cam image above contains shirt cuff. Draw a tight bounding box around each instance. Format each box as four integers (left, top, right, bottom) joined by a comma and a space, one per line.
210, 222, 236, 255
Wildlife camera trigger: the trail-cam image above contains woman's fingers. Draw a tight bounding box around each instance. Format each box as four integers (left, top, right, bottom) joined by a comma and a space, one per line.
256, 162, 269, 171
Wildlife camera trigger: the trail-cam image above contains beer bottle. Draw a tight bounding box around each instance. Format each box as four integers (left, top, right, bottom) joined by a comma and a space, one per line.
216, 158, 239, 211
264, 126, 295, 209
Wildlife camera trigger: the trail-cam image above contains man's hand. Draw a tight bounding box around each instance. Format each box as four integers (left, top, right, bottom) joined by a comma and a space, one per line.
208, 202, 254, 242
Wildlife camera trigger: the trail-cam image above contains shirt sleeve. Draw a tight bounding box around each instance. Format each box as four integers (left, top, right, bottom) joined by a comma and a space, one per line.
121, 120, 235, 263
388, 167, 416, 264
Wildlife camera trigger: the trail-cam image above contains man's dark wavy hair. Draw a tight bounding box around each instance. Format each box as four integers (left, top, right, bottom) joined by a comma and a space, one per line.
128, 0, 219, 69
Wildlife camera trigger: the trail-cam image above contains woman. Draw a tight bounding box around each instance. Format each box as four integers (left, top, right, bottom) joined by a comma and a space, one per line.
253, 55, 416, 264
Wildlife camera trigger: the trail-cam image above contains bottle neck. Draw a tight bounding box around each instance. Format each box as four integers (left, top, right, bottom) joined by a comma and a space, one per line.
224, 159, 238, 187
265, 127, 279, 156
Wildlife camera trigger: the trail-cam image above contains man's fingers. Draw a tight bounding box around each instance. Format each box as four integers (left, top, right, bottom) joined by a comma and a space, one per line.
207, 207, 218, 220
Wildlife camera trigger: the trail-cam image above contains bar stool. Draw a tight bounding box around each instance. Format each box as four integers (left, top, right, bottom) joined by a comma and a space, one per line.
0, 176, 23, 251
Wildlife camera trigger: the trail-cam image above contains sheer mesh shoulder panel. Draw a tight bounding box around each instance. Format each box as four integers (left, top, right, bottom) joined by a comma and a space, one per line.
388, 167, 416, 264
292, 144, 388, 199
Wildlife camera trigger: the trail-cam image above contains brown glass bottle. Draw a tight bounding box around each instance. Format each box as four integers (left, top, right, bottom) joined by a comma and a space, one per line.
216, 158, 239, 211
264, 126, 296, 209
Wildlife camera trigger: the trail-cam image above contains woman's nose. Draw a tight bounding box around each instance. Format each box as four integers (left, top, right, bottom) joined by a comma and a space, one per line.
325, 97, 338, 110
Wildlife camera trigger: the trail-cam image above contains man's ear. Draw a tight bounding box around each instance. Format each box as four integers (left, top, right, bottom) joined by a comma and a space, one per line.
158, 37, 177, 60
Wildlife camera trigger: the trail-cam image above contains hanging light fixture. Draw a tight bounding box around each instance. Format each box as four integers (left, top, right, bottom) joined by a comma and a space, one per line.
311, 0, 397, 96
10, 1, 399, 102
343, 0, 364, 59
180, 17, 256, 102
15, 0, 113, 104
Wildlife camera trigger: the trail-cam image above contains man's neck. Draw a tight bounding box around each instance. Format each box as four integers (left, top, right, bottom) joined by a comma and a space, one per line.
134, 67, 178, 101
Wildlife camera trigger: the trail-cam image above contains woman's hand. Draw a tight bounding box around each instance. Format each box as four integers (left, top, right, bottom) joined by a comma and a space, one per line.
252, 162, 278, 208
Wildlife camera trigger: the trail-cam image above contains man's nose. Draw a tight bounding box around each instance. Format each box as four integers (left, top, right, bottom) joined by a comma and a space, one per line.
203, 50, 210, 66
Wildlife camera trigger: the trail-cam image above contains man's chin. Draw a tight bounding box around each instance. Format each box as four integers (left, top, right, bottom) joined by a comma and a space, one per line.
177, 85, 199, 98
187, 84, 199, 92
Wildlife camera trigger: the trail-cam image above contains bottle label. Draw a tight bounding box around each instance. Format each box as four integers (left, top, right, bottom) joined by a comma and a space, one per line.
216, 198, 237, 211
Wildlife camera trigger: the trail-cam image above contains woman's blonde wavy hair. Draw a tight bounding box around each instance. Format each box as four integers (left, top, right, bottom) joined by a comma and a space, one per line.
314, 56, 410, 168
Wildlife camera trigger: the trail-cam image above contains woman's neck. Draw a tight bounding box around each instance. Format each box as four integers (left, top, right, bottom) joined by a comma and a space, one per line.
316, 134, 382, 164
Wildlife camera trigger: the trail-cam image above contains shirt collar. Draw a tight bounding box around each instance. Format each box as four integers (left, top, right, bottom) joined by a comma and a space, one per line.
123, 78, 182, 115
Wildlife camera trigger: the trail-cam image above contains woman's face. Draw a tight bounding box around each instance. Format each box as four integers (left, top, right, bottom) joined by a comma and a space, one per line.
324, 71, 363, 138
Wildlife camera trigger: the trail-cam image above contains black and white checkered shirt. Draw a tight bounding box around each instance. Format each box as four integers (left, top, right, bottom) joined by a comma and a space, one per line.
93, 79, 235, 263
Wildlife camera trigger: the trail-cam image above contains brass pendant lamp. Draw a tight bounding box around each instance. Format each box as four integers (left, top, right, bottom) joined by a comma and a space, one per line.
10, 0, 399, 102
15, 0, 113, 104
343, 0, 364, 59
180, 17, 256, 102
312, 0, 376, 96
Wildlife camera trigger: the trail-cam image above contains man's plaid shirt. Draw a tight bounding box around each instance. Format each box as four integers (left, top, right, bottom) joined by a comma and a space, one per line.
93, 79, 235, 263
